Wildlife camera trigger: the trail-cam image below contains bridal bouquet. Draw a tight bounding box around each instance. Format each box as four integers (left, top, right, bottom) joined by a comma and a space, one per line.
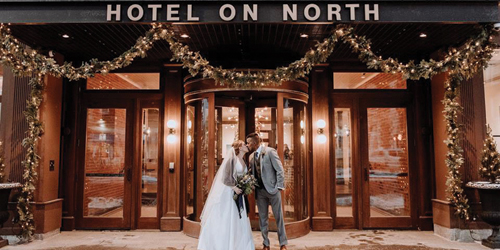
233, 173, 259, 201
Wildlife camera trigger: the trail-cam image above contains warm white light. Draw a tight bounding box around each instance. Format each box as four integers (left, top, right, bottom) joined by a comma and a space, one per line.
187, 120, 192, 129
300, 33, 309, 38
187, 135, 192, 144
167, 134, 176, 144
300, 135, 305, 144
317, 134, 327, 144
167, 120, 177, 128
300, 120, 304, 129
62, 34, 70, 39
316, 119, 326, 129
181, 34, 190, 38
419, 33, 427, 38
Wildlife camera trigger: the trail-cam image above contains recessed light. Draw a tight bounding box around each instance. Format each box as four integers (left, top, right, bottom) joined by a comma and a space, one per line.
300, 33, 309, 38
419, 33, 427, 38
62, 34, 70, 39
180, 34, 190, 38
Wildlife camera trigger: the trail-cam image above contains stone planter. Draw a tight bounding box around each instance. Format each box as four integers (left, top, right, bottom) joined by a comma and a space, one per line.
0, 183, 22, 248
467, 181, 500, 249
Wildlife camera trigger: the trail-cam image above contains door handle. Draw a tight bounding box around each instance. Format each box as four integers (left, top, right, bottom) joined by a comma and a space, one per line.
127, 167, 132, 182
364, 168, 369, 182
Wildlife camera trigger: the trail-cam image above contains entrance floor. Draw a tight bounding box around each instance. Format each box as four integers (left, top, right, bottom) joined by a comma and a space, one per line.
4, 230, 489, 250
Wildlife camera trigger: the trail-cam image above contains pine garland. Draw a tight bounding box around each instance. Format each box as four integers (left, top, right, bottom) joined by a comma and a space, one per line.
17, 75, 44, 241
0, 22, 497, 239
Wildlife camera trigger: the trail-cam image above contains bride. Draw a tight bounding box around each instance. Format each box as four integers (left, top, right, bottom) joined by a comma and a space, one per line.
197, 140, 255, 250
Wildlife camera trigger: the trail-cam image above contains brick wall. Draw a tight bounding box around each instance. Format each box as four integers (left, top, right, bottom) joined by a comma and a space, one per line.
83, 108, 127, 216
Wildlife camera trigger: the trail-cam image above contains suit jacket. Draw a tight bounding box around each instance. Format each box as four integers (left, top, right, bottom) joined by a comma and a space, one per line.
250, 145, 285, 195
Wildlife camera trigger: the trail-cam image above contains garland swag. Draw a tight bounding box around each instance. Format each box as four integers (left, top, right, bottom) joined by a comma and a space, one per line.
0, 23, 497, 240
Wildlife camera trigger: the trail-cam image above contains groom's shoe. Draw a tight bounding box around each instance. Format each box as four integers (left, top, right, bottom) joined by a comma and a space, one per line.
280, 245, 288, 250
262, 245, 270, 250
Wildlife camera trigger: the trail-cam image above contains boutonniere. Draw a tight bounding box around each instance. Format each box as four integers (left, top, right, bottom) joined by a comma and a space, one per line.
261, 151, 266, 157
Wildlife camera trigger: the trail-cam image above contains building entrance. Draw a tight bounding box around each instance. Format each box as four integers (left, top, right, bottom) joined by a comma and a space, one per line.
183, 77, 310, 239
75, 97, 163, 229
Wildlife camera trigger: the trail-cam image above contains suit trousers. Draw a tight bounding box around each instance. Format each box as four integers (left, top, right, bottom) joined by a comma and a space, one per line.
256, 188, 288, 247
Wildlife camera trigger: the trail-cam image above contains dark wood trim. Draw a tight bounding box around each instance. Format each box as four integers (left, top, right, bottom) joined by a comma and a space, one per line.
285, 217, 310, 239
61, 79, 84, 231
161, 65, 183, 231
310, 65, 333, 230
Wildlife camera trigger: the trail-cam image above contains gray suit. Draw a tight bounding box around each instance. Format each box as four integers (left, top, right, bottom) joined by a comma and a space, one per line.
250, 145, 288, 247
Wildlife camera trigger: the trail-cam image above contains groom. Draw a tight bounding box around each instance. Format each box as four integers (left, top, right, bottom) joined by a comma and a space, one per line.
246, 132, 288, 250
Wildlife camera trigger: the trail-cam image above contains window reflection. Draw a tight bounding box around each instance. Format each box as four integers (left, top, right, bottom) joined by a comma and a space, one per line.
334, 108, 353, 218
140, 108, 159, 218
87, 73, 160, 90
334, 73, 407, 89
84, 108, 126, 218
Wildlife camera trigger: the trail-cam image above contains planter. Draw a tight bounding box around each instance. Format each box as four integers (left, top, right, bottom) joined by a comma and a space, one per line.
467, 181, 500, 249
0, 183, 22, 248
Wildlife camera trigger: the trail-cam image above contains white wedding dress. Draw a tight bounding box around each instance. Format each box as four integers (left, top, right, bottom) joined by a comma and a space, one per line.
197, 149, 255, 250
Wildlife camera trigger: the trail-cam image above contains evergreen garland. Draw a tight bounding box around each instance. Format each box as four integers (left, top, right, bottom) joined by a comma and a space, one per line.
0, 22, 497, 239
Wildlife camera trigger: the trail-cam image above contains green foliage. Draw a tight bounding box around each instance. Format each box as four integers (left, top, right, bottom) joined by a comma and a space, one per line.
480, 125, 500, 183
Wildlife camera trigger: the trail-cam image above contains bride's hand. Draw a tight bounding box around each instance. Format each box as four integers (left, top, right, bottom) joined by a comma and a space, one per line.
232, 186, 242, 194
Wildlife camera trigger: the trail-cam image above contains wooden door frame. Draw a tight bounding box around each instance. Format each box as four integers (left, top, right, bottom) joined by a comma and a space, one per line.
359, 96, 416, 229
75, 98, 134, 229
331, 89, 417, 229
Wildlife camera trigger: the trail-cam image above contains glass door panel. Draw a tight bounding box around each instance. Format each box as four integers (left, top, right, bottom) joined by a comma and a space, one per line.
334, 108, 353, 218
281, 98, 307, 222
140, 108, 160, 218
79, 104, 132, 229
362, 106, 412, 228
367, 108, 410, 217
84, 108, 127, 218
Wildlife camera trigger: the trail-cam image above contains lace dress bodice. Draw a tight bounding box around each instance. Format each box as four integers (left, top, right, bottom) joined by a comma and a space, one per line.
235, 159, 247, 176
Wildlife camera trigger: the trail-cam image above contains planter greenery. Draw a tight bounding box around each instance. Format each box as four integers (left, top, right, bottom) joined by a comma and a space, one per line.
467, 125, 500, 249
0, 141, 22, 248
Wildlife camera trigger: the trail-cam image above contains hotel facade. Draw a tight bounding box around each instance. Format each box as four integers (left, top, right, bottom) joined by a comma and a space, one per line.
0, 0, 498, 241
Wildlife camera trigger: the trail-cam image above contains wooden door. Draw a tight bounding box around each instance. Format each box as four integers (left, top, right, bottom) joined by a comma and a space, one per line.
359, 98, 415, 228
76, 99, 134, 229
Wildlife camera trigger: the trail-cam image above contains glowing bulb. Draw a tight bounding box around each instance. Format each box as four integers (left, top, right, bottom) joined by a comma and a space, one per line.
300, 120, 304, 129
167, 120, 177, 128
167, 134, 176, 144
316, 119, 326, 129
317, 134, 327, 144
187, 120, 192, 129
187, 135, 192, 144
301, 135, 305, 144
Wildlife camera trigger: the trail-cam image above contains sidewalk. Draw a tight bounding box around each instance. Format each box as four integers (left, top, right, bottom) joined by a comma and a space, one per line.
3, 230, 490, 250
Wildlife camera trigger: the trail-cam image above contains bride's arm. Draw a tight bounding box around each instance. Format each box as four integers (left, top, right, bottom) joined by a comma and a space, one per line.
222, 157, 237, 187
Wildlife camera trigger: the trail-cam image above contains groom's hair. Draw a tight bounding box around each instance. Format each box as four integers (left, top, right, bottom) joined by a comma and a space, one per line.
246, 132, 261, 143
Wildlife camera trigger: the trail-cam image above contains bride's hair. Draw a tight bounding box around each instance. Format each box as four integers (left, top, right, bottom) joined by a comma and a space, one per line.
232, 140, 245, 155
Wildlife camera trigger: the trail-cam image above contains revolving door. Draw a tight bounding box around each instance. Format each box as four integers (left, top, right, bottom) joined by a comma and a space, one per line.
183, 78, 310, 238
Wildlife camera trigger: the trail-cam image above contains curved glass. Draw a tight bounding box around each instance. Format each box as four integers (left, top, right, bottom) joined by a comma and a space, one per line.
184, 94, 308, 224
282, 98, 307, 221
